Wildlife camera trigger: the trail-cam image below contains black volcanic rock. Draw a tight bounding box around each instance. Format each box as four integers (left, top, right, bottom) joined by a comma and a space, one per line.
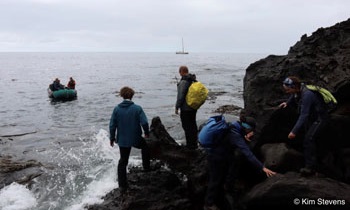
243, 18, 350, 183
0, 156, 43, 189
243, 172, 350, 210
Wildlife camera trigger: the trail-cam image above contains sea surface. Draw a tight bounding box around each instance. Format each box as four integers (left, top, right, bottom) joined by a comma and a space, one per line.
0, 52, 267, 210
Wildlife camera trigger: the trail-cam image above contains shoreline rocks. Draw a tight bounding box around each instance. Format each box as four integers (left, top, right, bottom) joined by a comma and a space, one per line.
89, 18, 350, 209
243, 18, 350, 183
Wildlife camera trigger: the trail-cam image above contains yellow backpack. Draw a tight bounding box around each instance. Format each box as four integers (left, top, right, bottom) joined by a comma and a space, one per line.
186, 81, 209, 109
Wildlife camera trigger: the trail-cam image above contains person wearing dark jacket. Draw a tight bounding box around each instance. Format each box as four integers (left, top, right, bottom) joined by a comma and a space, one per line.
175, 66, 198, 149
50, 78, 64, 91
204, 117, 276, 210
279, 76, 329, 176
109, 86, 150, 193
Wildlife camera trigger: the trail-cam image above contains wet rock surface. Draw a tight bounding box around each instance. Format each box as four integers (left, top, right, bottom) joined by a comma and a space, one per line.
244, 172, 350, 210
0, 156, 43, 189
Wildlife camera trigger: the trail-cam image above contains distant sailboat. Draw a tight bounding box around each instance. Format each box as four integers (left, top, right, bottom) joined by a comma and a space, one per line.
176, 38, 189, 54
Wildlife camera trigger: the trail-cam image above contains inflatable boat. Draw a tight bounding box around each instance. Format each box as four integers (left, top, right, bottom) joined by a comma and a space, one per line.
48, 88, 77, 100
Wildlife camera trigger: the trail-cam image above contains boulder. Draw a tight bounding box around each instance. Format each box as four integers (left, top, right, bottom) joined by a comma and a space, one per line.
244, 172, 350, 210
260, 143, 304, 173
0, 156, 43, 189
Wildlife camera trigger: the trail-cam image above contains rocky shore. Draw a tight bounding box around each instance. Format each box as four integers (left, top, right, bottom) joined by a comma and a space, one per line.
88, 18, 350, 210
2, 18, 350, 210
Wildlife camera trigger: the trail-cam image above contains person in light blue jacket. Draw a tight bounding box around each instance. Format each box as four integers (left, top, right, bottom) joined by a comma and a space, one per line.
109, 86, 150, 193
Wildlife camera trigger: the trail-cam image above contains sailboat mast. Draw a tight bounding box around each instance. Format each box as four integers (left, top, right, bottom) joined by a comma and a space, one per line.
182, 38, 184, 52
176, 37, 188, 54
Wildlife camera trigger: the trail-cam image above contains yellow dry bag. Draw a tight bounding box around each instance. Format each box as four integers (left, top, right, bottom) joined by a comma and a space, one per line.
186, 81, 209, 109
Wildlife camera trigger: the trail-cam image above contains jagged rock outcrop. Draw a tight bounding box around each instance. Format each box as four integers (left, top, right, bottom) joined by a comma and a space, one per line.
243, 18, 350, 183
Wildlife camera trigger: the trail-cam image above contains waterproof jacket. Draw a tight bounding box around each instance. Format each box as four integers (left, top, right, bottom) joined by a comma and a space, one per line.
67, 80, 76, 89
286, 84, 328, 135
109, 100, 149, 147
51, 81, 64, 91
208, 121, 264, 170
176, 74, 197, 111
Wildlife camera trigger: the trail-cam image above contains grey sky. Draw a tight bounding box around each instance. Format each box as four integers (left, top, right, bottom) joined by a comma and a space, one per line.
0, 0, 349, 54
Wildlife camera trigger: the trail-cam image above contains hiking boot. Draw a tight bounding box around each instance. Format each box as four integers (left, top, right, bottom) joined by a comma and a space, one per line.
300, 167, 316, 177
203, 204, 220, 210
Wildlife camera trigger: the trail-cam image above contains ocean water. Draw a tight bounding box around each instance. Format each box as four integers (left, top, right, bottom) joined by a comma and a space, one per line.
0, 52, 266, 210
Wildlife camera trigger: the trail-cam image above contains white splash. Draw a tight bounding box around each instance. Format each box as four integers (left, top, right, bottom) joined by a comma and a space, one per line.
0, 182, 37, 210
0, 129, 145, 210
65, 129, 119, 210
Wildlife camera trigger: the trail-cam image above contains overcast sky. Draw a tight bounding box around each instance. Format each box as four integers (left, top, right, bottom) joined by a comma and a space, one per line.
0, 0, 349, 54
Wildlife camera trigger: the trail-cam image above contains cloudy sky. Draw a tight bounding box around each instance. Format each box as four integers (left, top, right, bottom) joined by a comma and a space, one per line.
0, 0, 349, 54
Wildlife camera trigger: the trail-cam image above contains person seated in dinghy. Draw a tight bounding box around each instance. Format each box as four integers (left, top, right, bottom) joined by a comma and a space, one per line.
49, 78, 65, 91
67, 77, 76, 89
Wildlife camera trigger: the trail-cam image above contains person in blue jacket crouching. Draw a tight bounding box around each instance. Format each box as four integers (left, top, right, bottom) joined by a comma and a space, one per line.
204, 116, 276, 210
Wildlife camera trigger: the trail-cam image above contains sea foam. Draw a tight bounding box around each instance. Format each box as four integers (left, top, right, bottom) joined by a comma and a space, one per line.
0, 182, 37, 210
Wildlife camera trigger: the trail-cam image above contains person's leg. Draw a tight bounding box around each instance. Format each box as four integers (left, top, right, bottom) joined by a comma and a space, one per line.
180, 110, 198, 149
302, 119, 327, 173
225, 154, 237, 192
205, 153, 226, 207
180, 111, 190, 146
118, 147, 131, 189
188, 110, 198, 149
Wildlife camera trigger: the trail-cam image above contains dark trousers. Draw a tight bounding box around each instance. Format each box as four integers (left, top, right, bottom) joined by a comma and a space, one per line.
180, 110, 198, 149
205, 152, 234, 207
118, 138, 150, 188
303, 119, 327, 169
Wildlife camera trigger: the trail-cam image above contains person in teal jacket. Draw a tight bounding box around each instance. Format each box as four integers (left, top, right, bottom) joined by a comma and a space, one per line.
109, 86, 150, 193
